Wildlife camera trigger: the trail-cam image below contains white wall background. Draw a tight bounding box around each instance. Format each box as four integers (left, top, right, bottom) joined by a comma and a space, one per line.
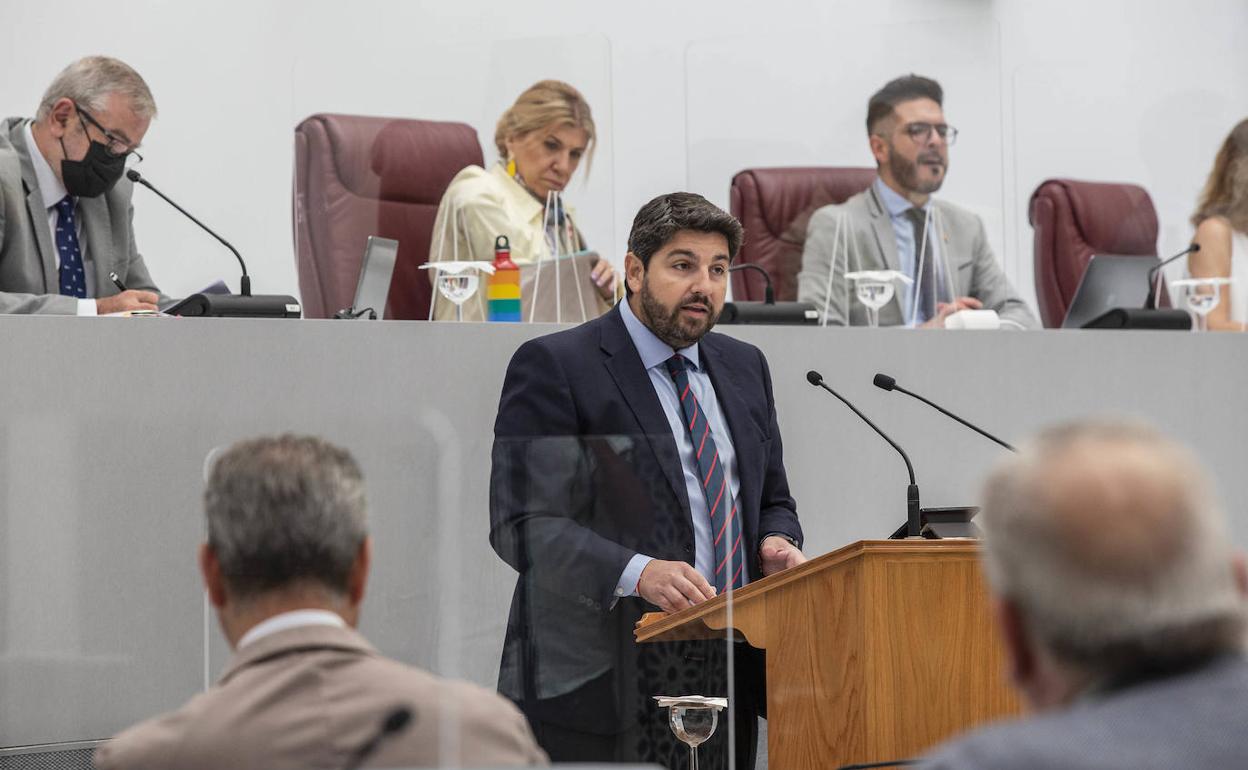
1, 0, 1244, 309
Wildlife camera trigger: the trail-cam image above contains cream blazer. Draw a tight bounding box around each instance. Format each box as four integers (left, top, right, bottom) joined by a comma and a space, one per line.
428, 163, 590, 321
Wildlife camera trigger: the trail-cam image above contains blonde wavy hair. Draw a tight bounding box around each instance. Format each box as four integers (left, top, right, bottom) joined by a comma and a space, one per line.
1192, 118, 1248, 234
494, 80, 596, 170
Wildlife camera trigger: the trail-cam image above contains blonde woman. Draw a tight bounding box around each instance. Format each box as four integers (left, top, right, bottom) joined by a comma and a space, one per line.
1189, 118, 1248, 331
428, 80, 615, 321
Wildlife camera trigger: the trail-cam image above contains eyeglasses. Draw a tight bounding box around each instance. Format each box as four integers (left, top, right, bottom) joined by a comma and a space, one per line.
901, 122, 959, 146
73, 102, 143, 165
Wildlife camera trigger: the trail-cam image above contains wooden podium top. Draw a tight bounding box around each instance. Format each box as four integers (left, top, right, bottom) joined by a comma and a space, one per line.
635, 538, 981, 645
634, 538, 1012, 769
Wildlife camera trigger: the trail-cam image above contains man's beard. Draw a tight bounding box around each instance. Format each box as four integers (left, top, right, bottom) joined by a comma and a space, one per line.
638, 277, 719, 350
890, 145, 946, 195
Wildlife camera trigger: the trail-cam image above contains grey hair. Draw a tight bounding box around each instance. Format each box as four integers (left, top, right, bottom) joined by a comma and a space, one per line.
204, 435, 367, 600
981, 420, 1245, 671
36, 56, 157, 121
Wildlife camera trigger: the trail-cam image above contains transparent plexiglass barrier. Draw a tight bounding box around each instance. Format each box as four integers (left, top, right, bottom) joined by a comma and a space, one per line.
685, 19, 1007, 329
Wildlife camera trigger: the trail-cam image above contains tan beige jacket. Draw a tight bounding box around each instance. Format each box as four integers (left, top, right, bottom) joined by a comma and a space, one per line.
93, 624, 548, 770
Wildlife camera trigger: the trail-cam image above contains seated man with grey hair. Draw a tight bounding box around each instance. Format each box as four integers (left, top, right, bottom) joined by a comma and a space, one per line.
94, 435, 547, 770
0, 55, 162, 314
921, 421, 1248, 769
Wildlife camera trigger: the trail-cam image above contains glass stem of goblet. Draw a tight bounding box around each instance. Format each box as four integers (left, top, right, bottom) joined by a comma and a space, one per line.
689, 744, 698, 770
456, 304, 463, 323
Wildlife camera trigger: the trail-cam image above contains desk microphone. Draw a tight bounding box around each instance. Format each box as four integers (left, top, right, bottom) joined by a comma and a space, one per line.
127, 169, 251, 295
721, 264, 818, 324
728, 263, 775, 304
872, 373, 1016, 452
341, 706, 414, 770
127, 169, 300, 317
806, 370, 921, 538
1144, 243, 1199, 309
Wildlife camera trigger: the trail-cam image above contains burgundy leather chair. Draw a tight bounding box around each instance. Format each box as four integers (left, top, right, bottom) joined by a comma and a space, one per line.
729, 167, 876, 301
294, 113, 483, 319
1029, 178, 1160, 328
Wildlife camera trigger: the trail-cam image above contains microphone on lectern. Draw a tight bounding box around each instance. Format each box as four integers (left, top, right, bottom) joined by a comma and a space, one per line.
806, 370, 922, 538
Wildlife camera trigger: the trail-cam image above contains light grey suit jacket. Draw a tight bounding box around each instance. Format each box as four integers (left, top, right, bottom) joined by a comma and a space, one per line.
0, 117, 160, 314
92, 624, 549, 770
920, 655, 1248, 769
796, 183, 1037, 328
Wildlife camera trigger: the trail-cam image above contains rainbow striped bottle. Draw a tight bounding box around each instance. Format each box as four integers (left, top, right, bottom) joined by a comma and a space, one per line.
487, 235, 521, 322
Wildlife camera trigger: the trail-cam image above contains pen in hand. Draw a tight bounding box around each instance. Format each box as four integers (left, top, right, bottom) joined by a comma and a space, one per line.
109, 272, 128, 292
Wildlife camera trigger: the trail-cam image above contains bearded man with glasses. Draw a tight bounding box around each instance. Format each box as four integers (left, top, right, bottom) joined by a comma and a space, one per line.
0, 56, 162, 314
798, 74, 1037, 329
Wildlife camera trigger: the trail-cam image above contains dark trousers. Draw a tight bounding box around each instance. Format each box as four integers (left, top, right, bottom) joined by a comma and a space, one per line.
518, 640, 764, 770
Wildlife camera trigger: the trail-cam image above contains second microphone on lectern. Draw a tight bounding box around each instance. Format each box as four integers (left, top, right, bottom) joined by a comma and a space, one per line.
806, 370, 923, 538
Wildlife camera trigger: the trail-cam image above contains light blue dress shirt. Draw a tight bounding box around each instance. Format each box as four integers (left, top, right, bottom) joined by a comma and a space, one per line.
874, 177, 948, 325
613, 299, 740, 600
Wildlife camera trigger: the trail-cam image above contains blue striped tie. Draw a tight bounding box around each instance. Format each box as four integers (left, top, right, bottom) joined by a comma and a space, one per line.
54, 196, 87, 298
665, 354, 746, 592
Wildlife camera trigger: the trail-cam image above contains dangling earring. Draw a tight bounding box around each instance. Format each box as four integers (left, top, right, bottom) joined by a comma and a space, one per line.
506, 157, 517, 177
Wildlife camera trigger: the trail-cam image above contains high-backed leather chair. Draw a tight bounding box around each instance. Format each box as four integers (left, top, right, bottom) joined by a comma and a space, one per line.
294, 114, 483, 319
1029, 178, 1160, 328
729, 167, 876, 301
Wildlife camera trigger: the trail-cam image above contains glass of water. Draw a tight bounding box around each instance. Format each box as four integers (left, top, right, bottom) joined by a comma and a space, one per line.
855, 280, 895, 328
656, 696, 726, 770
419, 261, 494, 322
846, 270, 911, 328
1172, 278, 1231, 332
436, 272, 480, 322
670, 705, 718, 770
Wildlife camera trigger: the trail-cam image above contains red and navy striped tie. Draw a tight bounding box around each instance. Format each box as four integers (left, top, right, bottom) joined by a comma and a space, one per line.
665, 354, 745, 592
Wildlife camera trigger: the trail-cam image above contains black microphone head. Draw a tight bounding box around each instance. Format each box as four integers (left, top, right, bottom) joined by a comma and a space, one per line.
1190, 242, 1201, 253
873, 373, 897, 391
125, 168, 142, 183
382, 706, 413, 734
805, 370, 823, 386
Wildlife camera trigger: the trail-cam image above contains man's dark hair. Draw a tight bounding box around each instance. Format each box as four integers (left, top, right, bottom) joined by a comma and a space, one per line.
204, 435, 367, 600
866, 74, 944, 134
625, 192, 743, 296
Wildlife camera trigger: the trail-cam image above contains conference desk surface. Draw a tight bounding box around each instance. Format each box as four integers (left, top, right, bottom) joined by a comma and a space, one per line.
1, 317, 1244, 749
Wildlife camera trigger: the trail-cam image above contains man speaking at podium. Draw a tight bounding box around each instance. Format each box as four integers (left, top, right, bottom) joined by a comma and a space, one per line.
490, 192, 805, 768
0, 56, 162, 314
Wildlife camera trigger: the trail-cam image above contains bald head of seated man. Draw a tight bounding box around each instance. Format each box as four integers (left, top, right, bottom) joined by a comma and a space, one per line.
93, 435, 547, 770
922, 420, 1248, 770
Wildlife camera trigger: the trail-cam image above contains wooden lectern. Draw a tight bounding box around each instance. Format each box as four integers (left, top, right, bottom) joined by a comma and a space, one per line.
635, 540, 1021, 769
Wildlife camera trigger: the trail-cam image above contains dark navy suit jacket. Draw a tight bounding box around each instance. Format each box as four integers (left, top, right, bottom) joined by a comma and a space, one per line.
489, 304, 802, 733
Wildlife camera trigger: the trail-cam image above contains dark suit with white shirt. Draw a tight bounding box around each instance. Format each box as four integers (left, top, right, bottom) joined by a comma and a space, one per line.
489, 302, 803, 767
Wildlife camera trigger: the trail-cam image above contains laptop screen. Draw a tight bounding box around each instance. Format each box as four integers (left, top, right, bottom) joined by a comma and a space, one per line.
1062, 254, 1160, 329
353, 236, 399, 319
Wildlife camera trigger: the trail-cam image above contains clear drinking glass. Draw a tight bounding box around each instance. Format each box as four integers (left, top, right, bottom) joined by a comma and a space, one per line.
846, 270, 911, 328
1172, 278, 1231, 332
419, 261, 494, 322
855, 280, 895, 328
670, 705, 718, 770
436, 273, 480, 322
655, 696, 725, 770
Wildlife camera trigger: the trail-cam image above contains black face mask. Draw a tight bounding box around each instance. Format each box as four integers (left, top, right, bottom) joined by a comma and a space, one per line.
59, 137, 126, 198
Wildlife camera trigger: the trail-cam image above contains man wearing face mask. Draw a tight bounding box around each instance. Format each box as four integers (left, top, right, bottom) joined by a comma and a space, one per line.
0, 56, 162, 315
797, 74, 1036, 328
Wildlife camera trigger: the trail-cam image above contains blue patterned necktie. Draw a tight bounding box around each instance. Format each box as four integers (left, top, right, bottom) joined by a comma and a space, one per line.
664, 354, 746, 592
54, 196, 87, 298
